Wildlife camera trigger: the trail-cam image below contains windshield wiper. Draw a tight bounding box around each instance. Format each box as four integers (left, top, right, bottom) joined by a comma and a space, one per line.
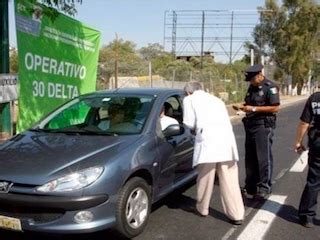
30, 127, 118, 136
79, 128, 118, 136
30, 128, 82, 135
30, 128, 58, 133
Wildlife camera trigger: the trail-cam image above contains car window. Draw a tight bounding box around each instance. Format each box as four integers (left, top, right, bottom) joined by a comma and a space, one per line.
39, 95, 155, 135
164, 95, 183, 123
166, 97, 180, 111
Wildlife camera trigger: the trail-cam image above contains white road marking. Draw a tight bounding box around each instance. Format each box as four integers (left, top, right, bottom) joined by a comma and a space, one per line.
222, 205, 257, 240
289, 150, 308, 173
273, 168, 289, 181
237, 195, 287, 240
223, 139, 308, 239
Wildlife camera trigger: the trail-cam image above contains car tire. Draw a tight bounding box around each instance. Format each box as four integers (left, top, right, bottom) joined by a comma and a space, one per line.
115, 177, 151, 238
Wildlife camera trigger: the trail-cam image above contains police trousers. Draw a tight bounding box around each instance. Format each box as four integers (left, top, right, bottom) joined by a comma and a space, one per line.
298, 136, 320, 221
243, 121, 274, 194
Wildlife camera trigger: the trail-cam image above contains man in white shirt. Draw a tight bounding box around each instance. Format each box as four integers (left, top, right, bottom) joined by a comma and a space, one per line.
183, 81, 244, 225
160, 102, 179, 130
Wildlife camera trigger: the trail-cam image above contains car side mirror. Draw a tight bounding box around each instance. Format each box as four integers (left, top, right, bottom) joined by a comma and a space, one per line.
163, 124, 184, 137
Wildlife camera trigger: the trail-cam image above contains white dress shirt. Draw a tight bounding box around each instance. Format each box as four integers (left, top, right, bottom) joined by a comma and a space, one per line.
183, 90, 239, 167
160, 115, 179, 130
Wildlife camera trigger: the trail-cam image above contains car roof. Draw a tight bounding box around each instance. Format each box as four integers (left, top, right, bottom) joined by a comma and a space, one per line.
82, 88, 184, 98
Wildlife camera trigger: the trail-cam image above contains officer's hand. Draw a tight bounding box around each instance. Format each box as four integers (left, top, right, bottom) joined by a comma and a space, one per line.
294, 143, 306, 154
232, 105, 240, 111
239, 105, 252, 112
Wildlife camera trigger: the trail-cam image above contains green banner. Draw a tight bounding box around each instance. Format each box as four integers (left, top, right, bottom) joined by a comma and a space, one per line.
15, 0, 101, 132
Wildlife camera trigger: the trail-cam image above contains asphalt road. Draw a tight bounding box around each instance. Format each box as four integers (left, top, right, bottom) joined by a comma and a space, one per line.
1, 97, 319, 240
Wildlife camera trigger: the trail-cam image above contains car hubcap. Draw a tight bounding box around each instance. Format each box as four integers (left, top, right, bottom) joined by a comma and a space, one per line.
125, 187, 148, 229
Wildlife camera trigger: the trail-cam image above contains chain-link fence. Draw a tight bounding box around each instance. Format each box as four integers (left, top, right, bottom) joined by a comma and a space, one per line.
102, 66, 250, 105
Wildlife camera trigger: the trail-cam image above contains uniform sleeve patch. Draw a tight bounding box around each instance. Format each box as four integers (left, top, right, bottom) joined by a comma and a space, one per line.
270, 87, 278, 94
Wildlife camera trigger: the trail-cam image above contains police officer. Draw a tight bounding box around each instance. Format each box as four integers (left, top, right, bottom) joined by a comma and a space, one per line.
294, 92, 320, 228
240, 64, 280, 200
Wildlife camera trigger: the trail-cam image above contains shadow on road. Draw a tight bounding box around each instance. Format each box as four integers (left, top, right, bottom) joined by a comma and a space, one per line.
244, 197, 301, 225
152, 179, 229, 223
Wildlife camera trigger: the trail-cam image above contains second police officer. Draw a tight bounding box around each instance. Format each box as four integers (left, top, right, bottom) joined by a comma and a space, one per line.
293, 91, 320, 228
239, 64, 280, 200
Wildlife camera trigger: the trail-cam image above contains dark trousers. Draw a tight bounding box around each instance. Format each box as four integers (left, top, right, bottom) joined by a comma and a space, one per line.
298, 145, 320, 221
244, 123, 274, 194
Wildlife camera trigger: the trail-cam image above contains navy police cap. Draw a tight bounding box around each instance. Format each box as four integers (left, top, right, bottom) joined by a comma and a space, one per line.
244, 63, 263, 81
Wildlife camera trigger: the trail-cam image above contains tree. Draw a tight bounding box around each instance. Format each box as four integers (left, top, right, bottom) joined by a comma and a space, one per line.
98, 39, 145, 89
40, 0, 82, 16
9, 47, 18, 73
254, 0, 320, 90
139, 43, 165, 61
138, 43, 175, 77
162, 60, 193, 82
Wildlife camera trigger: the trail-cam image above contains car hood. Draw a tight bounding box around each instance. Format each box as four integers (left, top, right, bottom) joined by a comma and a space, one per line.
0, 131, 140, 185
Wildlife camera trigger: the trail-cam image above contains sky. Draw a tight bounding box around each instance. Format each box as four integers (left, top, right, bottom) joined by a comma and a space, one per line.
8, 0, 268, 62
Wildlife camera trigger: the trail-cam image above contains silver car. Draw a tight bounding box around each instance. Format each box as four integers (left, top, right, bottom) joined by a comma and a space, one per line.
0, 88, 195, 238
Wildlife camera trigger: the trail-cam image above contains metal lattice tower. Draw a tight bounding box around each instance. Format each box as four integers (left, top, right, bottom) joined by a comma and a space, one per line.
163, 10, 262, 64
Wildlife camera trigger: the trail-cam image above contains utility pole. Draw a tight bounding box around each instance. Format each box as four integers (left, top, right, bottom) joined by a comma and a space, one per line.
172, 69, 175, 88
229, 11, 234, 65
171, 11, 177, 60
200, 10, 205, 70
0, 0, 12, 137
250, 49, 254, 66
114, 33, 119, 89
149, 61, 152, 88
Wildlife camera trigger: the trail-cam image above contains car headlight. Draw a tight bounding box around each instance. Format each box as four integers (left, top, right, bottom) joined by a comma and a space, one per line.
36, 166, 104, 192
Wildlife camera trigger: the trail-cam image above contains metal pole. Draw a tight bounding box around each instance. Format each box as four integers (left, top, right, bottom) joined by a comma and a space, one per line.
209, 72, 213, 93
171, 11, 177, 60
149, 61, 152, 88
163, 10, 167, 49
250, 49, 254, 66
229, 11, 234, 65
114, 33, 119, 89
235, 73, 239, 103
0, 0, 9, 73
0, 0, 11, 137
172, 69, 175, 88
200, 10, 205, 70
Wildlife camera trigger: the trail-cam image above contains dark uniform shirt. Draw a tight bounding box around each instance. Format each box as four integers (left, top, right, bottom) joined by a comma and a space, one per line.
244, 78, 280, 118
300, 92, 320, 129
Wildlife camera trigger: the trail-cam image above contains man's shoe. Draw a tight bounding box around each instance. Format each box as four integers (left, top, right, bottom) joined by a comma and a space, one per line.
229, 219, 243, 225
300, 217, 314, 228
195, 211, 208, 218
195, 206, 208, 217
185, 205, 207, 217
253, 191, 270, 201
241, 188, 256, 199
300, 221, 314, 228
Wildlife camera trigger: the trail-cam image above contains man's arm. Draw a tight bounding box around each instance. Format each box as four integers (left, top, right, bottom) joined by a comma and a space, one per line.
240, 105, 279, 113
293, 120, 309, 152
182, 97, 196, 129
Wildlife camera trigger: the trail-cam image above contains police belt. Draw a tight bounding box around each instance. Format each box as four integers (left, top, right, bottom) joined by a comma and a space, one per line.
308, 127, 320, 143
310, 128, 320, 136
243, 114, 276, 127
245, 114, 275, 120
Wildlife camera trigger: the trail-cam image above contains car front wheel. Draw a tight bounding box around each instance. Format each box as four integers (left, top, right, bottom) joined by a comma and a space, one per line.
116, 177, 151, 238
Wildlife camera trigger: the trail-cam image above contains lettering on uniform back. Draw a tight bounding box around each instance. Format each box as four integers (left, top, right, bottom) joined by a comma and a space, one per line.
311, 102, 320, 115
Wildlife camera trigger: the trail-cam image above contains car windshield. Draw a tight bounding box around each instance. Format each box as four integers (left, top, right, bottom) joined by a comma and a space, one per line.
34, 95, 154, 135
